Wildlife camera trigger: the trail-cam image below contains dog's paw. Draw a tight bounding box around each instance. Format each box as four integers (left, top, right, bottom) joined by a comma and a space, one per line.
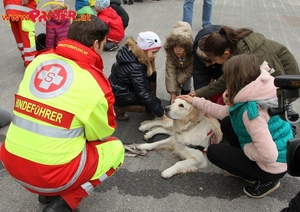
139, 121, 152, 132
143, 131, 153, 140
139, 124, 149, 132
161, 169, 175, 179
135, 143, 155, 151
140, 120, 153, 126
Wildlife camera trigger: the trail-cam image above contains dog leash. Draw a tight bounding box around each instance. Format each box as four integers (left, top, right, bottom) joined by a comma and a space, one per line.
186, 144, 207, 153
123, 144, 148, 157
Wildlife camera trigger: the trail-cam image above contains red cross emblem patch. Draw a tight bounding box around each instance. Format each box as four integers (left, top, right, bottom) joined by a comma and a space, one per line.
34, 64, 67, 92
30, 59, 74, 99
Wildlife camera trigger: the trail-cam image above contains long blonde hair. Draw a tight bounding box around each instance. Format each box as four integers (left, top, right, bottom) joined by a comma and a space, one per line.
143, 50, 157, 77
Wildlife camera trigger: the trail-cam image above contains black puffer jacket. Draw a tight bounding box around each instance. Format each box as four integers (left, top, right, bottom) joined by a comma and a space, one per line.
108, 38, 164, 117
193, 25, 223, 92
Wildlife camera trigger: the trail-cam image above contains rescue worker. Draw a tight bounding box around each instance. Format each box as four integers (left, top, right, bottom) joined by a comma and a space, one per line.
3, 0, 39, 67
0, 15, 125, 212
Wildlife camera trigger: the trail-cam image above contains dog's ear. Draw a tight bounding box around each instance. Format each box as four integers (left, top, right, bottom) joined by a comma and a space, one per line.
182, 105, 199, 124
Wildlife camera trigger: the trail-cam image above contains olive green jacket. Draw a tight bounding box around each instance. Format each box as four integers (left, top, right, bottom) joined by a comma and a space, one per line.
195, 32, 300, 98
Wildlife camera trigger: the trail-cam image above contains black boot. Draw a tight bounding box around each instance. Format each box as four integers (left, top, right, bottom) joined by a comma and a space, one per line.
38, 195, 56, 204
148, 81, 157, 97
180, 89, 190, 95
128, 0, 134, 4
104, 42, 119, 52
42, 196, 72, 212
123, 0, 128, 4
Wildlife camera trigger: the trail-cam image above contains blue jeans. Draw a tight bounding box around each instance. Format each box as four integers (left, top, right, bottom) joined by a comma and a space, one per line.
183, 0, 212, 27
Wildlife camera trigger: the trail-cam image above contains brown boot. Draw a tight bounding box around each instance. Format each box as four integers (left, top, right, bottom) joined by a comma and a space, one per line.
114, 105, 147, 121
114, 106, 129, 121
148, 81, 157, 97
123, 105, 147, 113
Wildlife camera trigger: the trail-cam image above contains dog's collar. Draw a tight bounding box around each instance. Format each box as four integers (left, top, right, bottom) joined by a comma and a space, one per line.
185, 129, 217, 153
183, 121, 200, 132
185, 144, 207, 152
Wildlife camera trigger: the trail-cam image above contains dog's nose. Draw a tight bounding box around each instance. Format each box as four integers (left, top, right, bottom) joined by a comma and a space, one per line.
165, 106, 170, 112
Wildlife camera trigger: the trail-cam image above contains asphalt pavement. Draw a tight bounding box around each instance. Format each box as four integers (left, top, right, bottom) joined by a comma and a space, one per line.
1, 0, 300, 211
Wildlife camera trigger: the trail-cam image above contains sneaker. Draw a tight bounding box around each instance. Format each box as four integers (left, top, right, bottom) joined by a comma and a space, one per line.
223, 170, 255, 184
291, 124, 297, 136
243, 180, 280, 198
104, 43, 119, 52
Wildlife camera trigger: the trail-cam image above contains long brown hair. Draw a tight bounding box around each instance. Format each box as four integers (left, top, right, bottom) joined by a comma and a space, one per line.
204, 26, 253, 57
223, 54, 261, 106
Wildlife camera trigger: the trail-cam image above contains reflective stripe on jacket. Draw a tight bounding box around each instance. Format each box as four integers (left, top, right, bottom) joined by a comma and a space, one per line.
4, 0, 39, 14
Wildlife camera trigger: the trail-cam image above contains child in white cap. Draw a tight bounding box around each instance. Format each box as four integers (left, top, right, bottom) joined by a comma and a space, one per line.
108, 31, 166, 121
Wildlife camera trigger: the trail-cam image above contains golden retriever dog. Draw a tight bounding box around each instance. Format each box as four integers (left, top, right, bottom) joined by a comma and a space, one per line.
135, 98, 223, 179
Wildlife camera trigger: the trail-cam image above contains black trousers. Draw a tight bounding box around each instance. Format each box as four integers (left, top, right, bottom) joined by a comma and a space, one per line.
207, 116, 286, 183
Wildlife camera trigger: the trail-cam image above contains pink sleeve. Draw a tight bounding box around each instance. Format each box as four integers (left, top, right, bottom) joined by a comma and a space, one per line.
192, 97, 229, 120
243, 109, 278, 163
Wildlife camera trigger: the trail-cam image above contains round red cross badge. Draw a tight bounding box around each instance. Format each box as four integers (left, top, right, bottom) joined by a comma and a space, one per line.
30, 59, 74, 99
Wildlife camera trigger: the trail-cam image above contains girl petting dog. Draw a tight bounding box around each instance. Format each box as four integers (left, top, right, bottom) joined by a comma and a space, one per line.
164, 21, 194, 103
109, 31, 165, 121
179, 54, 294, 199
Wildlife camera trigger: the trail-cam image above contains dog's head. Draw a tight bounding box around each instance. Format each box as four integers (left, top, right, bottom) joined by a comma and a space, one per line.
165, 98, 199, 123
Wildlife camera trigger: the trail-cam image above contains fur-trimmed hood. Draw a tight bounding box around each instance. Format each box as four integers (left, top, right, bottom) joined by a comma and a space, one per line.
119, 37, 154, 76
124, 37, 150, 65
164, 21, 194, 57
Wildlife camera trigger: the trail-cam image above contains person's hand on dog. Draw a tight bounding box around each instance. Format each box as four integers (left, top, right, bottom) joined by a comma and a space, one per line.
170, 93, 177, 104
160, 114, 171, 123
188, 91, 196, 97
177, 95, 194, 104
